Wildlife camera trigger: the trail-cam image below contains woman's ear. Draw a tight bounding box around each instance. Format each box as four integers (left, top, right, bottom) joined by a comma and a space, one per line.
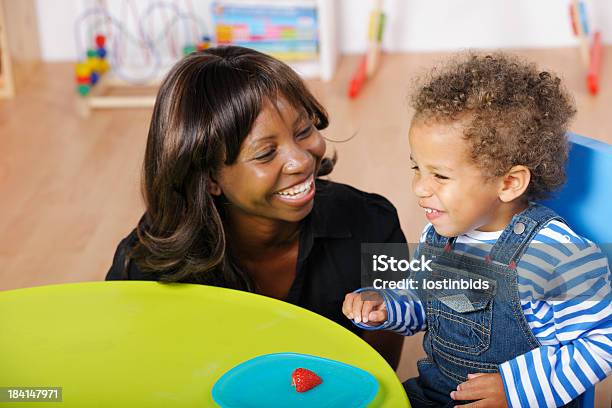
498, 165, 531, 203
208, 173, 222, 196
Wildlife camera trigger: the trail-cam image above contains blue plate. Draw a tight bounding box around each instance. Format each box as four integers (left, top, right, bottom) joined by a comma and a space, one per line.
211, 352, 379, 407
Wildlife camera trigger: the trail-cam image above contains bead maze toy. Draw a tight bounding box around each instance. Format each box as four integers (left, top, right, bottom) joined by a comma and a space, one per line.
74, 34, 111, 98
74, 0, 211, 116
569, 0, 603, 95
74, 0, 336, 115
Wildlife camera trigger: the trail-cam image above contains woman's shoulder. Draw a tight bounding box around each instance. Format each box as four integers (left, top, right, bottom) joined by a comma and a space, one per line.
315, 179, 398, 214
105, 225, 229, 286
314, 179, 405, 242
105, 228, 148, 281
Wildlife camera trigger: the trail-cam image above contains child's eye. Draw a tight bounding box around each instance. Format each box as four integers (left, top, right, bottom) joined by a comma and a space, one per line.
434, 174, 449, 180
411, 166, 419, 171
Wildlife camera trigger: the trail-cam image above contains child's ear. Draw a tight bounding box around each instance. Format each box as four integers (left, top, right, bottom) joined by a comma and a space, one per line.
498, 165, 531, 202
208, 173, 222, 196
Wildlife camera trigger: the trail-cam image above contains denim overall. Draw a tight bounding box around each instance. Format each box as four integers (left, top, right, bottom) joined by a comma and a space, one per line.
404, 204, 579, 408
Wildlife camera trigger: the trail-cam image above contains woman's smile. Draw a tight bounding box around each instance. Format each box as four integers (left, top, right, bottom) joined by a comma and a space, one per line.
273, 174, 315, 207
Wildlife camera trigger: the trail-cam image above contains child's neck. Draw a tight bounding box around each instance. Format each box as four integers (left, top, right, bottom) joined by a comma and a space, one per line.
475, 200, 529, 232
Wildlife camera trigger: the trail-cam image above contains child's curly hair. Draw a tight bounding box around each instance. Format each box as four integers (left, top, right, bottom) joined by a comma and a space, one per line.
411, 52, 576, 200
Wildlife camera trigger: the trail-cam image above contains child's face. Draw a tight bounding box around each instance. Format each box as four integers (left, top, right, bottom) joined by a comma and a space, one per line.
409, 118, 507, 237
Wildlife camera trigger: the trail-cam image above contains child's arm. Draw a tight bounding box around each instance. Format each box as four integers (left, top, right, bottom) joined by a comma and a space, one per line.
343, 223, 431, 335
343, 226, 430, 335
451, 319, 611, 408
454, 242, 612, 408
342, 287, 427, 336
496, 305, 611, 407
342, 290, 407, 368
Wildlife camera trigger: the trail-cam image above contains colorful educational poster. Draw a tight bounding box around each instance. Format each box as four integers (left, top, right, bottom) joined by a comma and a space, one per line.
212, 2, 319, 61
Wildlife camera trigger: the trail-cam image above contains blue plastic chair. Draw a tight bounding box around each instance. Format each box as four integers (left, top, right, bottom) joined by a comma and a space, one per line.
540, 133, 612, 408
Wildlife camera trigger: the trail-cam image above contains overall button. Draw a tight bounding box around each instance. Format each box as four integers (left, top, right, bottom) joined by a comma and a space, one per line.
513, 222, 526, 234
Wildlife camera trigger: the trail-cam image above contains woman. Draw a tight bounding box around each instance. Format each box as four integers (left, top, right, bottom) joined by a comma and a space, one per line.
106, 46, 405, 368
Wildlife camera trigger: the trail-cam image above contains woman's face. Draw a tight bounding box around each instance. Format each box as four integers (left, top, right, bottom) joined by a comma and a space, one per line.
212, 97, 326, 223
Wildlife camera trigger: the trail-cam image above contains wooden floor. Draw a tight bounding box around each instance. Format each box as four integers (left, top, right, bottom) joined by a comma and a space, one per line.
1, 48, 610, 406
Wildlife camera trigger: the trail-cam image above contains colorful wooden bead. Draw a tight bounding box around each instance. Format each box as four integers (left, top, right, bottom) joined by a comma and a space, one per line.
75, 62, 92, 77
183, 44, 197, 55
90, 71, 100, 85
95, 34, 106, 48
77, 84, 91, 96
76, 75, 90, 84
197, 36, 211, 51
86, 57, 100, 72
98, 59, 110, 73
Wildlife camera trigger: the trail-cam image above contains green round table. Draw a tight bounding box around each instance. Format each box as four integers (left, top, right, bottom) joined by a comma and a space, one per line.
0, 282, 409, 407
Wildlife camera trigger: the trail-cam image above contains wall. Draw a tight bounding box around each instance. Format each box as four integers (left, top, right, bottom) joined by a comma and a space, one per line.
33, 0, 612, 61
340, 0, 612, 53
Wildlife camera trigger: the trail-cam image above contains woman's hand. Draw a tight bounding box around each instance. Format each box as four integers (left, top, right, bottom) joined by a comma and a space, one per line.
450, 373, 509, 407
342, 291, 388, 326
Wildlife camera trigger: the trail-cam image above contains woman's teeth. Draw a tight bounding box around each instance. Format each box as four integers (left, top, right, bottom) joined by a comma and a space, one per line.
276, 179, 313, 198
425, 208, 440, 214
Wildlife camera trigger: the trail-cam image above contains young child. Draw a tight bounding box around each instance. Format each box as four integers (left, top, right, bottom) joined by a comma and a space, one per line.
343, 53, 611, 407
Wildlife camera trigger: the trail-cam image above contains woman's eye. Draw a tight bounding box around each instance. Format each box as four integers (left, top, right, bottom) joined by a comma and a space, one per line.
296, 125, 313, 139
254, 149, 276, 161
434, 174, 449, 180
411, 166, 419, 171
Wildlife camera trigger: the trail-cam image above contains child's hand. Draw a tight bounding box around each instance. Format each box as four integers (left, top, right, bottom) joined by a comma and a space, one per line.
342, 291, 388, 326
450, 373, 508, 407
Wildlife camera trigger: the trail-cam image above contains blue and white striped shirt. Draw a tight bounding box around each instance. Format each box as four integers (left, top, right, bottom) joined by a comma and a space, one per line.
365, 221, 611, 408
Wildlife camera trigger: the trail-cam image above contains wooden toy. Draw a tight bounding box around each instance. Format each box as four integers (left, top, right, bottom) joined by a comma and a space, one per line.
347, 0, 385, 99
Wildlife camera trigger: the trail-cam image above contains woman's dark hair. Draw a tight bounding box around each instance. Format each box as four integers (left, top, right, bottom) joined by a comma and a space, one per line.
125, 46, 333, 288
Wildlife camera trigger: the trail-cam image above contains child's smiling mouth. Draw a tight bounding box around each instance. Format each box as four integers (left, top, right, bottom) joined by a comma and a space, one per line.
423, 206, 444, 221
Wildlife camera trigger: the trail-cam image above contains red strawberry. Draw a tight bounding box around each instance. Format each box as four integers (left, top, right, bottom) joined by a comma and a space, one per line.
291, 368, 322, 392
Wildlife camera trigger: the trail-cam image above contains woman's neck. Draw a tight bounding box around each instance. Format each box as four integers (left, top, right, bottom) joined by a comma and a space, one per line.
224, 209, 301, 259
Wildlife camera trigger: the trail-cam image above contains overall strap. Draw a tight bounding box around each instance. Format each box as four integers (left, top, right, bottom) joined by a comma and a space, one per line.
488, 203, 565, 267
